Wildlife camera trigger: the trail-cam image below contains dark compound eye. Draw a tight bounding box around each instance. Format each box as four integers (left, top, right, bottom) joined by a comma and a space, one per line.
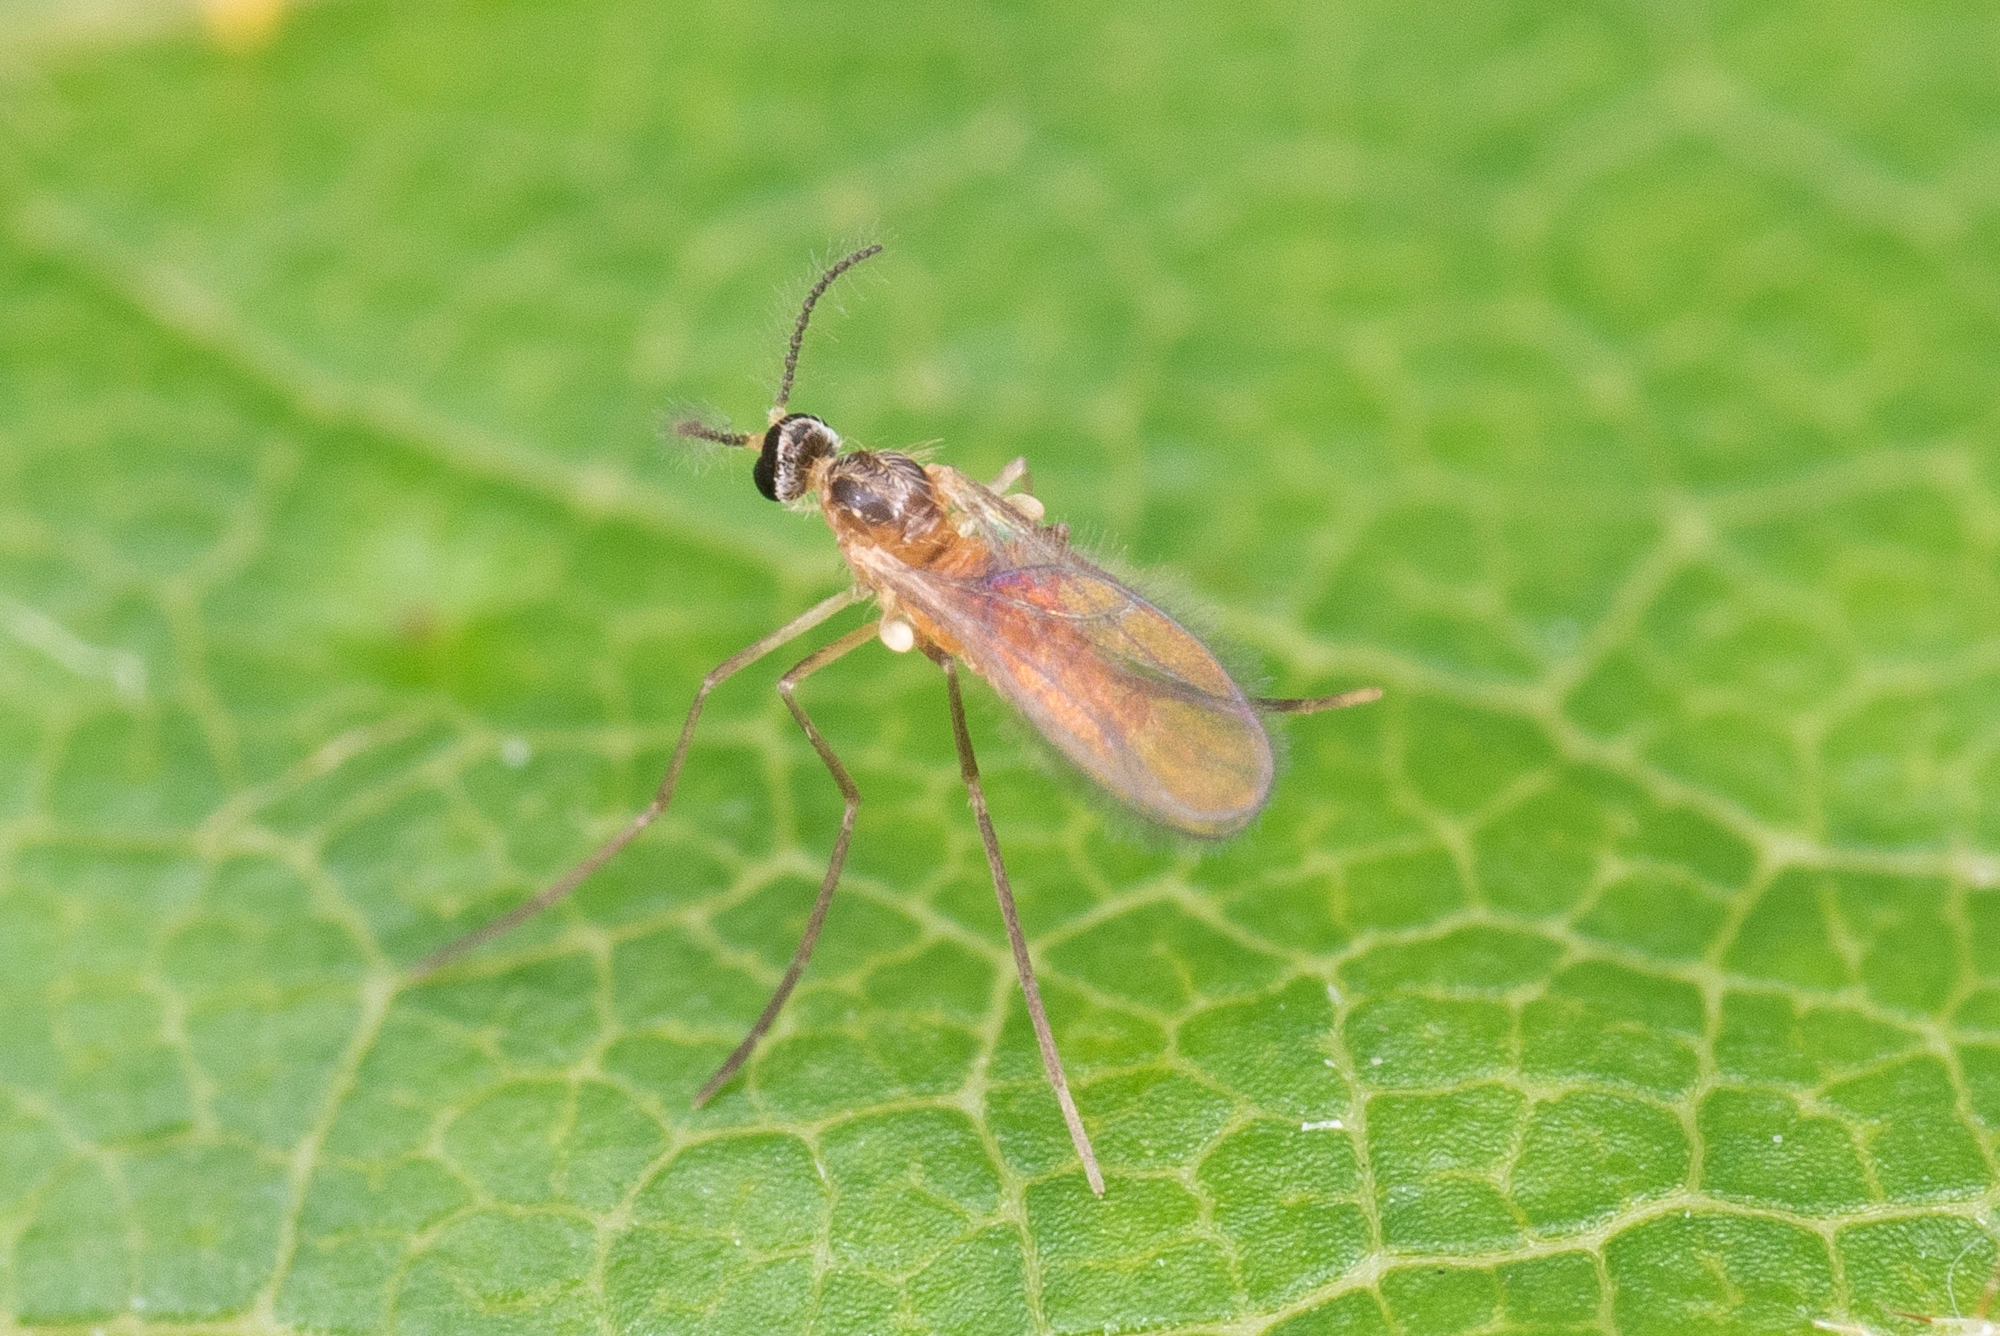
751, 423, 785, 501
754, 414, 839, 502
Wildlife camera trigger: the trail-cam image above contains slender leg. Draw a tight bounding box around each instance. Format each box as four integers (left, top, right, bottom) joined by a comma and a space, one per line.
1964, 1257, 2000, 1323
1873, 1256, 2000, 1327
988, 457, 1031, 493
693, 619, 881, 1105
1255, 685, 1383, 714
944, 659, 1105, 1196
411, 586, 863, 979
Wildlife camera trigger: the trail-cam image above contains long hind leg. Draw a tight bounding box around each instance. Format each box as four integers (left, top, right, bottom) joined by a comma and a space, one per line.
1255, 686, 1383, 713
693, 619, 881, 1105
413, 587, 862, 978
943, 658, 1105, 1196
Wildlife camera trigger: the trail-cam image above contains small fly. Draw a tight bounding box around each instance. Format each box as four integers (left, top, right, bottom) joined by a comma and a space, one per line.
417, 246, 1380, 1195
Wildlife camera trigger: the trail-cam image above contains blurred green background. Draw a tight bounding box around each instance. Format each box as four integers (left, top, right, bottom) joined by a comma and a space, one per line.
1, 0, 1997, 1332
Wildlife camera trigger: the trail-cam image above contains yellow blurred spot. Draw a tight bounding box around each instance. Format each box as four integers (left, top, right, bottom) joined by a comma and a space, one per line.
201, 0, 288, 49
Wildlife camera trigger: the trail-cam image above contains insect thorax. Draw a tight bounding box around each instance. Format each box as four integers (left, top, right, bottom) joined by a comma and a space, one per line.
814, 445, 959, 567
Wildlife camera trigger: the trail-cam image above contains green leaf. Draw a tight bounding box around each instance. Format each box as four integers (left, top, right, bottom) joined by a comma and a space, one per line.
1, 1, 1996, 1333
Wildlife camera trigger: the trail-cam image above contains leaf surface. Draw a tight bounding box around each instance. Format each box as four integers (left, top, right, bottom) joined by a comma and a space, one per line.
1, 1, 1997, 1333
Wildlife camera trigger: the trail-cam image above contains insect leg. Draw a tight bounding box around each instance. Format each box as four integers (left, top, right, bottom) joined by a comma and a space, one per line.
988, 457, 1031, 494
693, 618, 882, 1106
1255, 685, 1384, 714
944, 658, 1106, 1197
412, 586, 864, 978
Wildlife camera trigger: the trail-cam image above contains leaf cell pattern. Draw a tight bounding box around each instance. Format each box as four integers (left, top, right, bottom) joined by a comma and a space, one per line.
0, 1, 1997, 1334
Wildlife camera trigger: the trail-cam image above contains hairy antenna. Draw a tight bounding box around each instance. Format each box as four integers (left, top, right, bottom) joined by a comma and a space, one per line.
674, 419, 755, 446
774, 244, 884, 418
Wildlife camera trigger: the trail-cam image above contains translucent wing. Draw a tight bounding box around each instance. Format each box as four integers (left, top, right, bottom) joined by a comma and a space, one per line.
857, 468, 1273, 837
